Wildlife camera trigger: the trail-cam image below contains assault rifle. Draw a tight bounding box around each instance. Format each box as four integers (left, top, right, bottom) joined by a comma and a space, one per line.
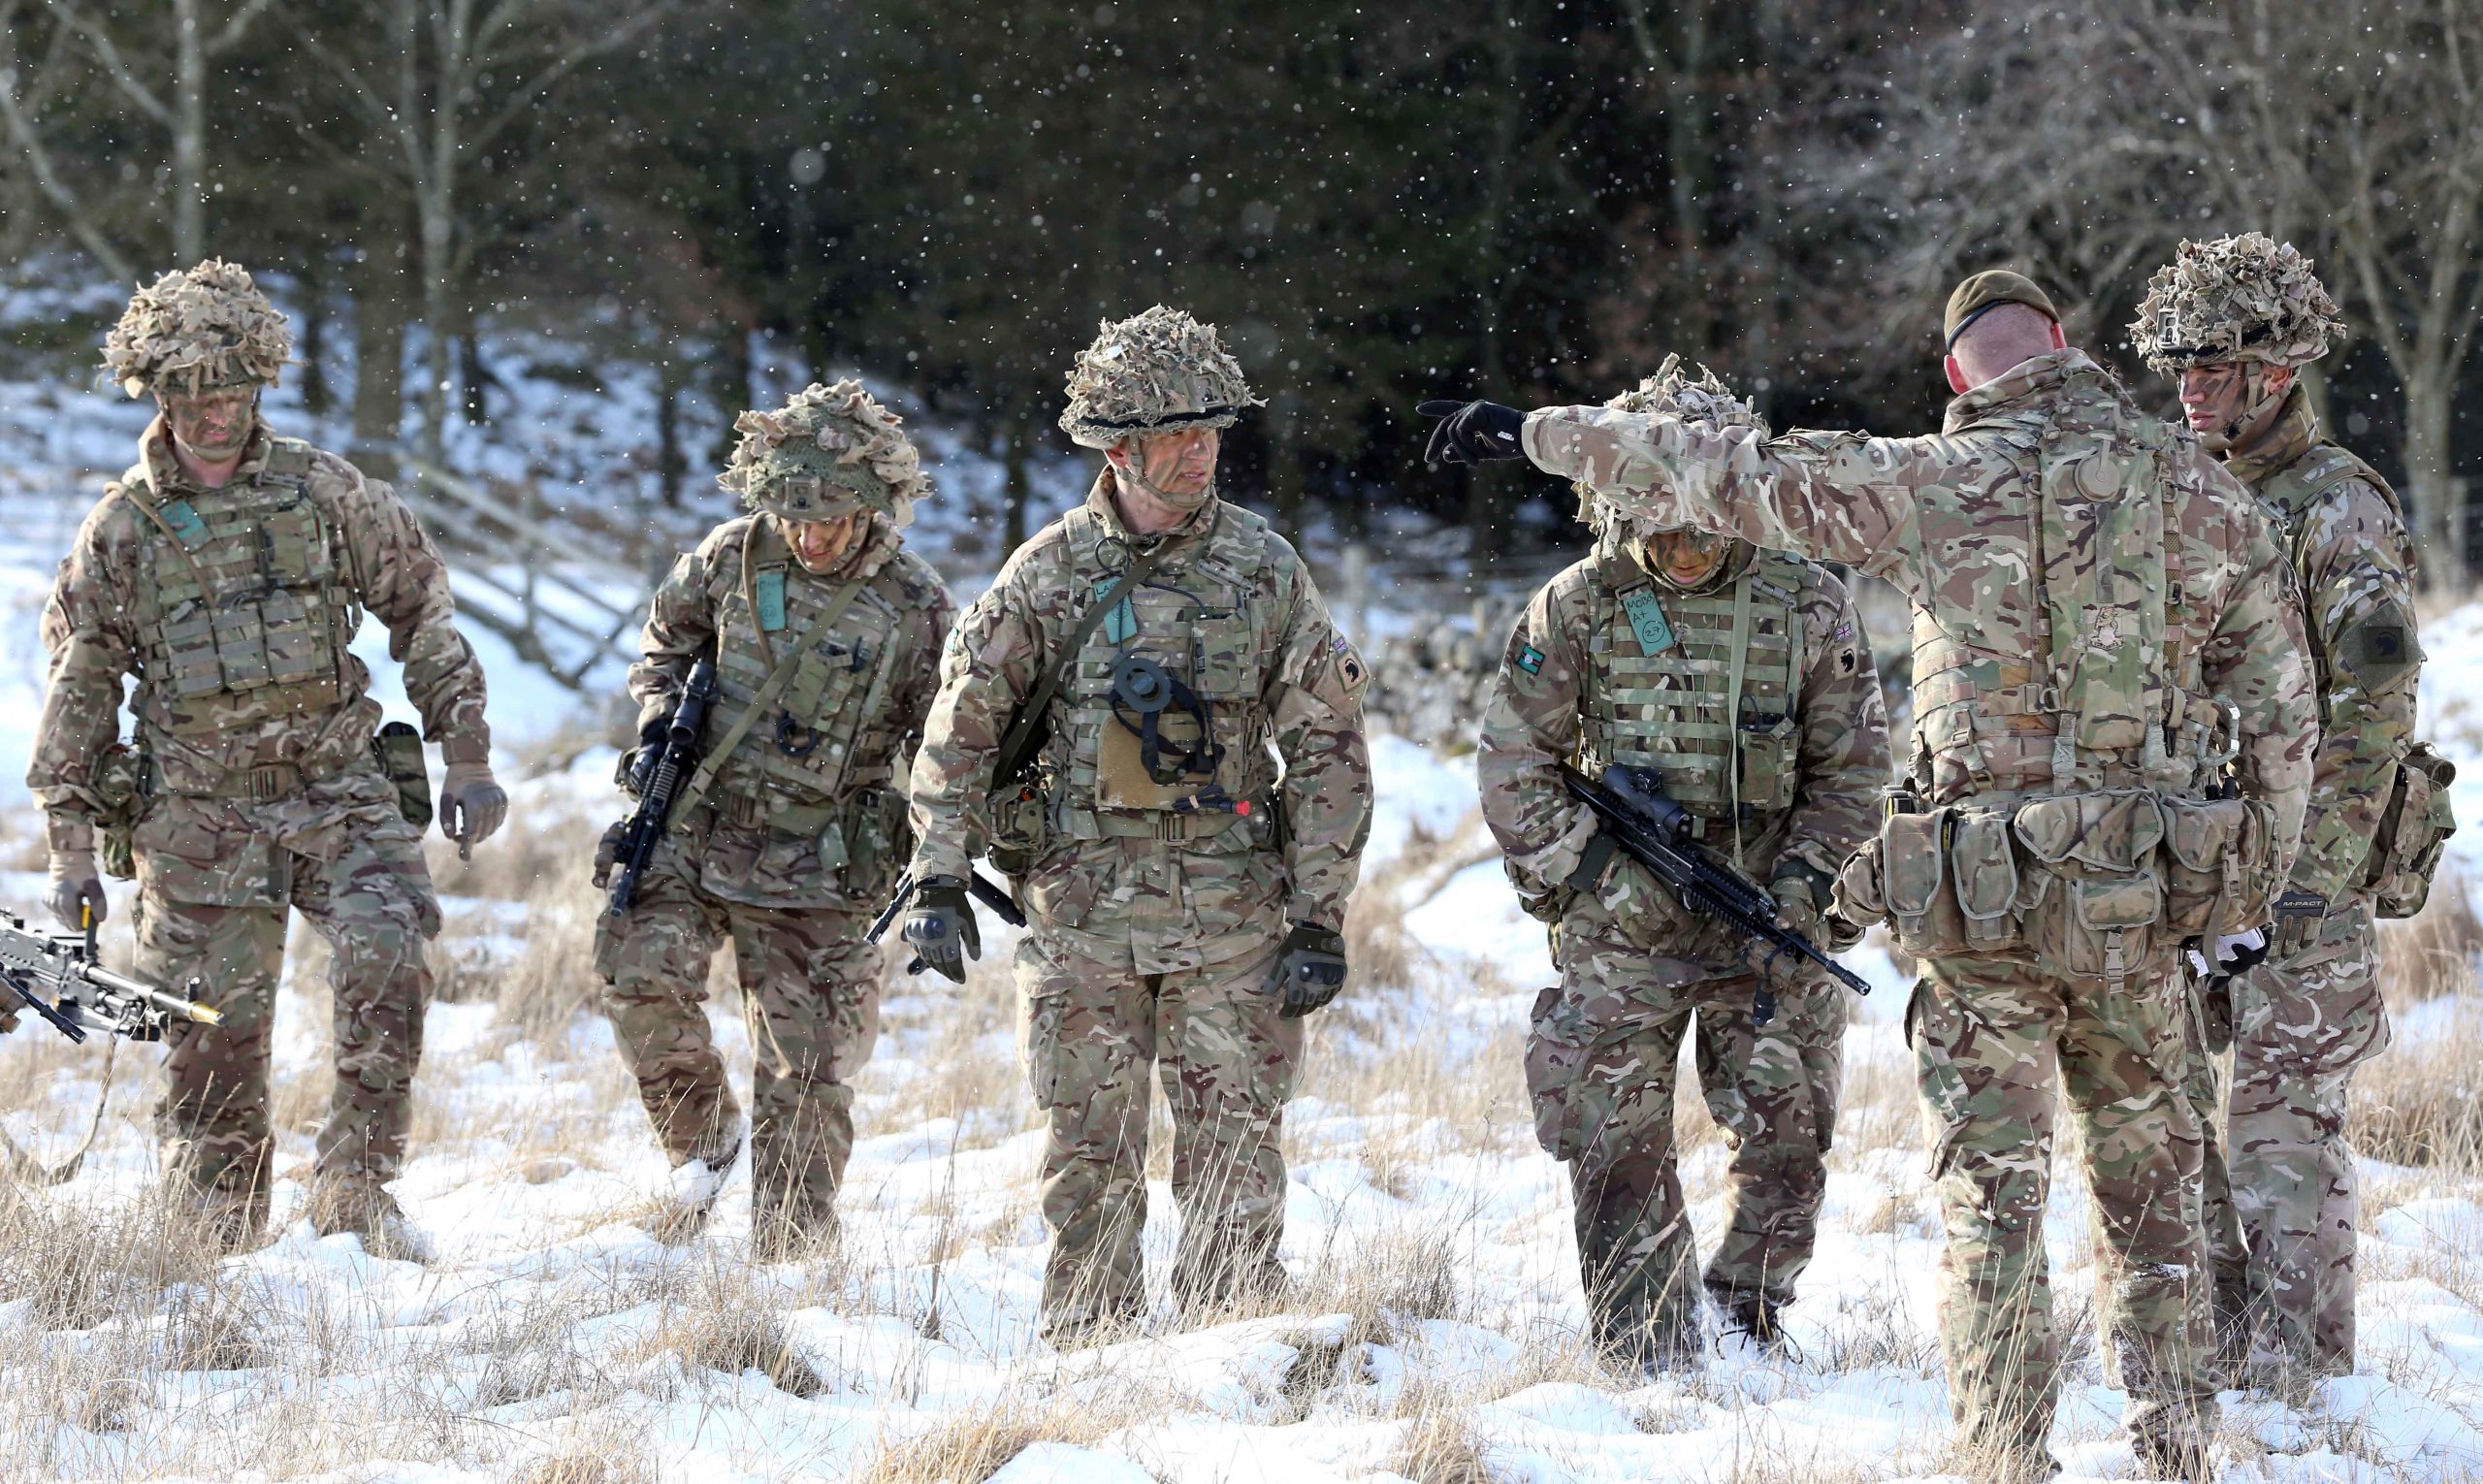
1559, 762, 1870, 1025
606, 660, 721, 913
868, 870, 1029, 972
0, 914, 221, 1043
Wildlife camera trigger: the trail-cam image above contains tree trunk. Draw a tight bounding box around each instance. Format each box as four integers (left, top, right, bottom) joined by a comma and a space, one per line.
460, 330, 490, 426
1002, 413, 1033, 553
417, 191, 453, 464
712, 320, 753, 469
2403, 367, 2463, 592
301, 253, 330, 416
657, 367, 684, 509
1267, 393, 1304, 542
1464, 0, 1524, 564
1666, 1, 1710, 353
349, 246, 408, 479
171, 0, 204, 260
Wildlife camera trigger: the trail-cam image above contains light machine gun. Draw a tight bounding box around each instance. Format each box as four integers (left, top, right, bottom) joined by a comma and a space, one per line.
1559, 761, 1870, 1025
868, 870, 1029, 973
0, 913, 221, 1044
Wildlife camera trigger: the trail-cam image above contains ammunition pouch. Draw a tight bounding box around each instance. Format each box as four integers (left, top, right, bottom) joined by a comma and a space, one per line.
371, 722, 434, 832
2365, 742, 2458, 919
1834, 787, 2274, 984
985, 767, 1050, 879
92, 744, 144, 883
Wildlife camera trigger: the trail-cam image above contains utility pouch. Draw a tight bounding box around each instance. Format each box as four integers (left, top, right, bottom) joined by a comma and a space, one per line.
2158, 795, 2273, 937
1735, 715, 1800, 814
2368, 742, 2459, 919
371, 722, 434, 832
1950, 807, 2025, 950
93, 744, 143, 882
1883, 807, 1969, 956
1523, 985, 1589, 1162
2015, 790, 2165, 983
985, 776, 1048, 880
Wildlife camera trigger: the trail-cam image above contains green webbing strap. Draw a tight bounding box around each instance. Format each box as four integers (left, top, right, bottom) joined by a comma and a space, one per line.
1723, 569, 1755, 865
992, 547, 1168, 784
665, 575, 868, 832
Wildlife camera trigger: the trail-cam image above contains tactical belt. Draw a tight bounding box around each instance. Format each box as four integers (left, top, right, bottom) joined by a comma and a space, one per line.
147, 751, 352, 801
1080, 807, 1254, 844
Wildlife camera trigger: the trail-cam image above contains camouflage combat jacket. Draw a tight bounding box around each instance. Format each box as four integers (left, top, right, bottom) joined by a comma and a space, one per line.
910, 472, 1371, 968
1479, 539, 1891, 982
31, 420, 490, 859
2221, 387, 2419, 905
629, 512, 952, 911
1522, 350, 2317, 980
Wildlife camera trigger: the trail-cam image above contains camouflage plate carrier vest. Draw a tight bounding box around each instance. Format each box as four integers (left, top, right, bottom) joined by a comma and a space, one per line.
700, 525, 915, 888
126, 437, 358, 746
1834, 368, 2276, 985
2258, 441, 2455, 919
1578, 541, 1807, 852
1047, 501, 1280, 852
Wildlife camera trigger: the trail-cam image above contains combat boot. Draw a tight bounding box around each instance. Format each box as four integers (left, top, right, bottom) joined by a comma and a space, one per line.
180, 1180, 271, 1258
643, 1117, 744, 1245
2129, 1428, 2216, 1484
751, 1193, 839, 1265
306, 1176, 430, 1263
1716, 1293, 1803, 1362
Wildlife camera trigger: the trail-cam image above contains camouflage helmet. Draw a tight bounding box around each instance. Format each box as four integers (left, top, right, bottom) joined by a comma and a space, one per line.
1058, 305, 1263, 450
1578, 355, 1770, 544
103, 258, 292, 399
717, 379, 928, 528
2131, 233, 2346, 377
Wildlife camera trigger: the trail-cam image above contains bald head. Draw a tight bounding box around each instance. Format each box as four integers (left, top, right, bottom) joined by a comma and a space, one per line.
1945, 303, 2069, 393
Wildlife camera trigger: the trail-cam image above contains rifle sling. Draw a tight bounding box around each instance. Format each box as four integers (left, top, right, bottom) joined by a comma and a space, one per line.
991, 547, 1168, 784
664, 575, 869, 833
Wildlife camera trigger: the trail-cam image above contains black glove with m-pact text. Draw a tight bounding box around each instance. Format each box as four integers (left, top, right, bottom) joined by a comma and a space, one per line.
1417, 400, 1528, 468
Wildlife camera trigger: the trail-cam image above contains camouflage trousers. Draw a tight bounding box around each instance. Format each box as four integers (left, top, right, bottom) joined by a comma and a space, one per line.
1525, 919, 1845, 1360
1911, 953, 2213, 1467
596, 857, 883, 1241
2185, 904, 2385, 1380
133, 794, 439, 1227
1016, 924, 1300, 1338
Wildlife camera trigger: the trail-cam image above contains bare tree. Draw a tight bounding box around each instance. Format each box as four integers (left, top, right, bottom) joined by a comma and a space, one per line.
296, 0, 675, 465
0, 3, 133, 278
1830, 0, 2483, 585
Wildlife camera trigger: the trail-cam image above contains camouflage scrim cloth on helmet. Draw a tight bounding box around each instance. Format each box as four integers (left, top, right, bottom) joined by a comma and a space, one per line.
1057, 305, 1263, 449
103, 258, 292, 397
718, 379, 931, 528
2131, 234, 2346, 377
1518, 347, 2316, 1467
1482, 366, 1889, 1353
909, 466, 1370, 1335
30, 416, 490, 1220
601, 502, 951, 1240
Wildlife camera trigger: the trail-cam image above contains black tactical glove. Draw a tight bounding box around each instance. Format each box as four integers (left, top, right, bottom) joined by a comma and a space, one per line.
2272, 889, 2329, 957
1269, 920, 1348, 1019
1416, 399, 1528, 468
899, 876, 980, 984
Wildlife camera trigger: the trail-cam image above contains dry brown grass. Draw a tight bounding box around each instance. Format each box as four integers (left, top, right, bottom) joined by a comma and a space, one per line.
853, 1393, 1139, 1483
1393, 1406, 1498, 1483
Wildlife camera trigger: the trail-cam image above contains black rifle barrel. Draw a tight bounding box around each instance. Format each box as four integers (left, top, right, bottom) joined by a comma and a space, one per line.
608, 660, 720, 913
1559, 763, 1870, 999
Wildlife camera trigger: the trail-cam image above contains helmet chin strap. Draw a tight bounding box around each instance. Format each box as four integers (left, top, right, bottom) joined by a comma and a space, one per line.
2216, 363, 2288, 449
1113, 449, 1214, 513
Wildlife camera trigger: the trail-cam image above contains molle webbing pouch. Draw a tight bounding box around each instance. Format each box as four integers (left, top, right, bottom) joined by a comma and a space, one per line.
371, 721, 434, 831
2368, 742, 2459, 919
1590, 562, 1799, 825
2014, 790, 2166, 985
2158, 794, 2273, 937
1096, 655, 1222, 809
1882, 807, 1966, 955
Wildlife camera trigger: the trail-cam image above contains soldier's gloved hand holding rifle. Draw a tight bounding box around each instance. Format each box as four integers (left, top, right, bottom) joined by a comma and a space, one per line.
899, 877, 980, 984
1268, 921, 1347, 1018
439, 761, 507, 861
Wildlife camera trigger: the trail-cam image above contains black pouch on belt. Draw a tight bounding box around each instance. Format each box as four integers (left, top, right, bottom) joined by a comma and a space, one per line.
371, 722, 435, 831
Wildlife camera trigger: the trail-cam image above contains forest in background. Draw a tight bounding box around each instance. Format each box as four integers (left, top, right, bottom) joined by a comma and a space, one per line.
4, 0, 2483, 578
